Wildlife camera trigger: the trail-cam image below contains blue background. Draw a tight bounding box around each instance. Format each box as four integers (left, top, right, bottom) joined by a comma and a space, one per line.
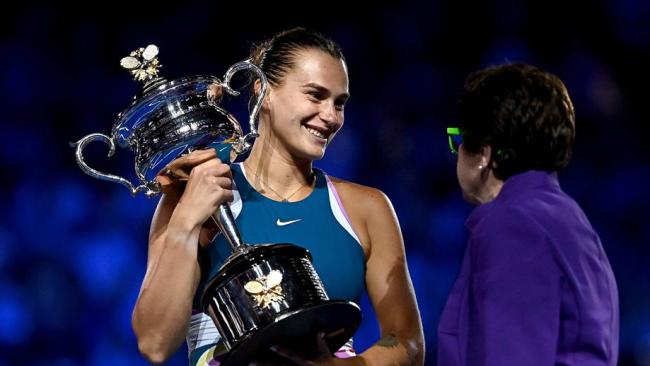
1, 1, 648, 365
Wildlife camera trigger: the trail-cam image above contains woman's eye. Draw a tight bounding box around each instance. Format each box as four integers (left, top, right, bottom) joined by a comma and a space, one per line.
308, 92, 322, 100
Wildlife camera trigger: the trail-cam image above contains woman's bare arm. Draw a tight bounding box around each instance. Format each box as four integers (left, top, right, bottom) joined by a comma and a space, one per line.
131, 150, 231, 364
335, 181, 425, 366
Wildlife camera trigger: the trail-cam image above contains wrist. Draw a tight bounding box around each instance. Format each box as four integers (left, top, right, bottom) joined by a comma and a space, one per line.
168, 209, 202, 237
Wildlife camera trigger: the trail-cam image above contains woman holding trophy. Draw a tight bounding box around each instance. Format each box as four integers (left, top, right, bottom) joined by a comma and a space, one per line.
130, 28, 425, 365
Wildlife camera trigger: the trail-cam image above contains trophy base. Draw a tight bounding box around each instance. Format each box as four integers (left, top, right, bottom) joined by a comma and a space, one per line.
220, 300, 361, 366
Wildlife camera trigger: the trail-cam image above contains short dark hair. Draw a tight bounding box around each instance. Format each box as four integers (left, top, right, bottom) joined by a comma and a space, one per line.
248, 27, 345, 87
459, 63, 576, 180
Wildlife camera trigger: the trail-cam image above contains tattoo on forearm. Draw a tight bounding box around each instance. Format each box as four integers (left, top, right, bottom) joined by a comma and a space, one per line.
376, 334, 399, 348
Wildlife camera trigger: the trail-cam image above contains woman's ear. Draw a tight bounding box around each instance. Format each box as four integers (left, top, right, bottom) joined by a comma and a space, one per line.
253, 78, 272, 108
480, 145, 493, 169
253, 78, 262, 97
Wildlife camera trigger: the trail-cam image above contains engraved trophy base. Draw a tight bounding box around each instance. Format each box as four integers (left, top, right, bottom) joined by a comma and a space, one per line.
202, 243, 362, 365
221, 300, 361, 366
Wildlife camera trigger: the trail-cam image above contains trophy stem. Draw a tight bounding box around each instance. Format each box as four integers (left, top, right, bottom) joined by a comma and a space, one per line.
211, 204, 246, 252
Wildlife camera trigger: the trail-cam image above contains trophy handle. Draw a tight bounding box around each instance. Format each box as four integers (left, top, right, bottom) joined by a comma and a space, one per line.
73, 133, 159, 196
212, 204, 247, 253
212, 61, 267, 252
221, 60, 268, 154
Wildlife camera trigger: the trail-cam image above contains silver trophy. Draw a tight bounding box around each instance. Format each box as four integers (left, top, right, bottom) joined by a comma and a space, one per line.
74, 44, 259, 196
74, 45, 361, 365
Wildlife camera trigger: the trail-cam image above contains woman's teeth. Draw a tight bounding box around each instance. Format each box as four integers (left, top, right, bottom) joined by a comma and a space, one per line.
306, 127, 326, 139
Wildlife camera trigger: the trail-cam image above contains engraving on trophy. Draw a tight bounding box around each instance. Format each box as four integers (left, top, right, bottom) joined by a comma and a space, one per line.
244, 270, 285, 309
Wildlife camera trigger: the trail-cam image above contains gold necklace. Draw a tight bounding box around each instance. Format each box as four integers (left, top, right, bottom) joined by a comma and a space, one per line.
243, 162, 315, 203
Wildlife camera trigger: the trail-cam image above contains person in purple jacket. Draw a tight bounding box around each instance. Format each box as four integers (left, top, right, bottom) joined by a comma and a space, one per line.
438, 63, 619, 366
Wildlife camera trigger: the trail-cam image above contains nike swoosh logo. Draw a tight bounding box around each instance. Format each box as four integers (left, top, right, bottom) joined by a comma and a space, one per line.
276, 218, 302, 226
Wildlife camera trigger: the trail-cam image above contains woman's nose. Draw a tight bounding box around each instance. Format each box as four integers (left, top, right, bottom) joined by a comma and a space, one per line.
319, 101, 339, 124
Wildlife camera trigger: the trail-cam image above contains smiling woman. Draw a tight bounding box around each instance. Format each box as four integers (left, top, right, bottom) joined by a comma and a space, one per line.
130, 27, 425, 366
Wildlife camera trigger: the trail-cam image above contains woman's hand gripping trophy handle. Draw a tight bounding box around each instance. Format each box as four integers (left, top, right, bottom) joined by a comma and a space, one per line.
156, 148, 244, 251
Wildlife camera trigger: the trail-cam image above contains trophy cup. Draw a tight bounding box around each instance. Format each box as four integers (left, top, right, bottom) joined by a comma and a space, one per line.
74, 45, 361, 365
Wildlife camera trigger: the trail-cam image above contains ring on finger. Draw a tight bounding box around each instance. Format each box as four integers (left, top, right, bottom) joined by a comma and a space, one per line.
165, 168, 177, 178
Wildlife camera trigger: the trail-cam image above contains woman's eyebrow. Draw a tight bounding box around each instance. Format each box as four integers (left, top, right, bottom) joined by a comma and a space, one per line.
301, 82, 350, 100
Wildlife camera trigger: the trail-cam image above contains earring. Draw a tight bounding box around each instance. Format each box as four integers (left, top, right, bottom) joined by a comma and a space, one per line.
478, 165, 484, 170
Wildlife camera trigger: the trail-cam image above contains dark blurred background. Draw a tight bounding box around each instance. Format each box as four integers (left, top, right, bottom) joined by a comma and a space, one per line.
1, 1, 648, 365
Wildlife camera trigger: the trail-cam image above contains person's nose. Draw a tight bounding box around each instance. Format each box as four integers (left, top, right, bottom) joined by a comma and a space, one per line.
319, 100, 340, 125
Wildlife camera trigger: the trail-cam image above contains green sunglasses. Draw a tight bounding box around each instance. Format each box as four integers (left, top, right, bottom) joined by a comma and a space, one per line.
447, 127, 462, 154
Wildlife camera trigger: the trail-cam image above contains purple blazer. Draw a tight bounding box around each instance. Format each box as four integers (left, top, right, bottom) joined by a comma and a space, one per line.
438, 170, 619, 365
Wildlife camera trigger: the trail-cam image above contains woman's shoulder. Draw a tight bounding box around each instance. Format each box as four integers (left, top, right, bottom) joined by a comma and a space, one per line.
326, 176, 397, 255
327, 176, 391, 207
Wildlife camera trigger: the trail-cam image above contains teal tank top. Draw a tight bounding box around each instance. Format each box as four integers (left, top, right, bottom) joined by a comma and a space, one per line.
203, 163, 365, 300
187, 163, 366, 365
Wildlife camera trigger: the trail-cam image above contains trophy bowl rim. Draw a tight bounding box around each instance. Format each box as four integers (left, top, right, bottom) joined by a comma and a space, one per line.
111, 74, 225, 137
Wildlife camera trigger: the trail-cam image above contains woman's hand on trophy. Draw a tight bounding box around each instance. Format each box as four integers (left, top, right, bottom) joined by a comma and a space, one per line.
156, 149, 220, 195
169, 149, 234, 229
264, 332, 336, 366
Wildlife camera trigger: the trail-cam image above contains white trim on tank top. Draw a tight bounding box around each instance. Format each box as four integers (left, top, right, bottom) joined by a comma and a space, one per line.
324, 176, 362, 246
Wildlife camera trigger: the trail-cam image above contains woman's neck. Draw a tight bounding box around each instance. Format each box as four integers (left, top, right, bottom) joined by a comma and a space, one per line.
473, 172, 504, 205
243, 133, 313, 197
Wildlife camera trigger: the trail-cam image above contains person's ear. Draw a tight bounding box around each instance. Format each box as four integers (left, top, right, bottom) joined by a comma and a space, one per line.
253, 79, 272, 109
253, 78, 261, 97
479, 145, 492, 170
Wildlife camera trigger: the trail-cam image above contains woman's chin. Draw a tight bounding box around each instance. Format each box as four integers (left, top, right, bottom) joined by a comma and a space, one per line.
301, 149, 326, 162
462, 191, 481, 205
295, 141, 327, 161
